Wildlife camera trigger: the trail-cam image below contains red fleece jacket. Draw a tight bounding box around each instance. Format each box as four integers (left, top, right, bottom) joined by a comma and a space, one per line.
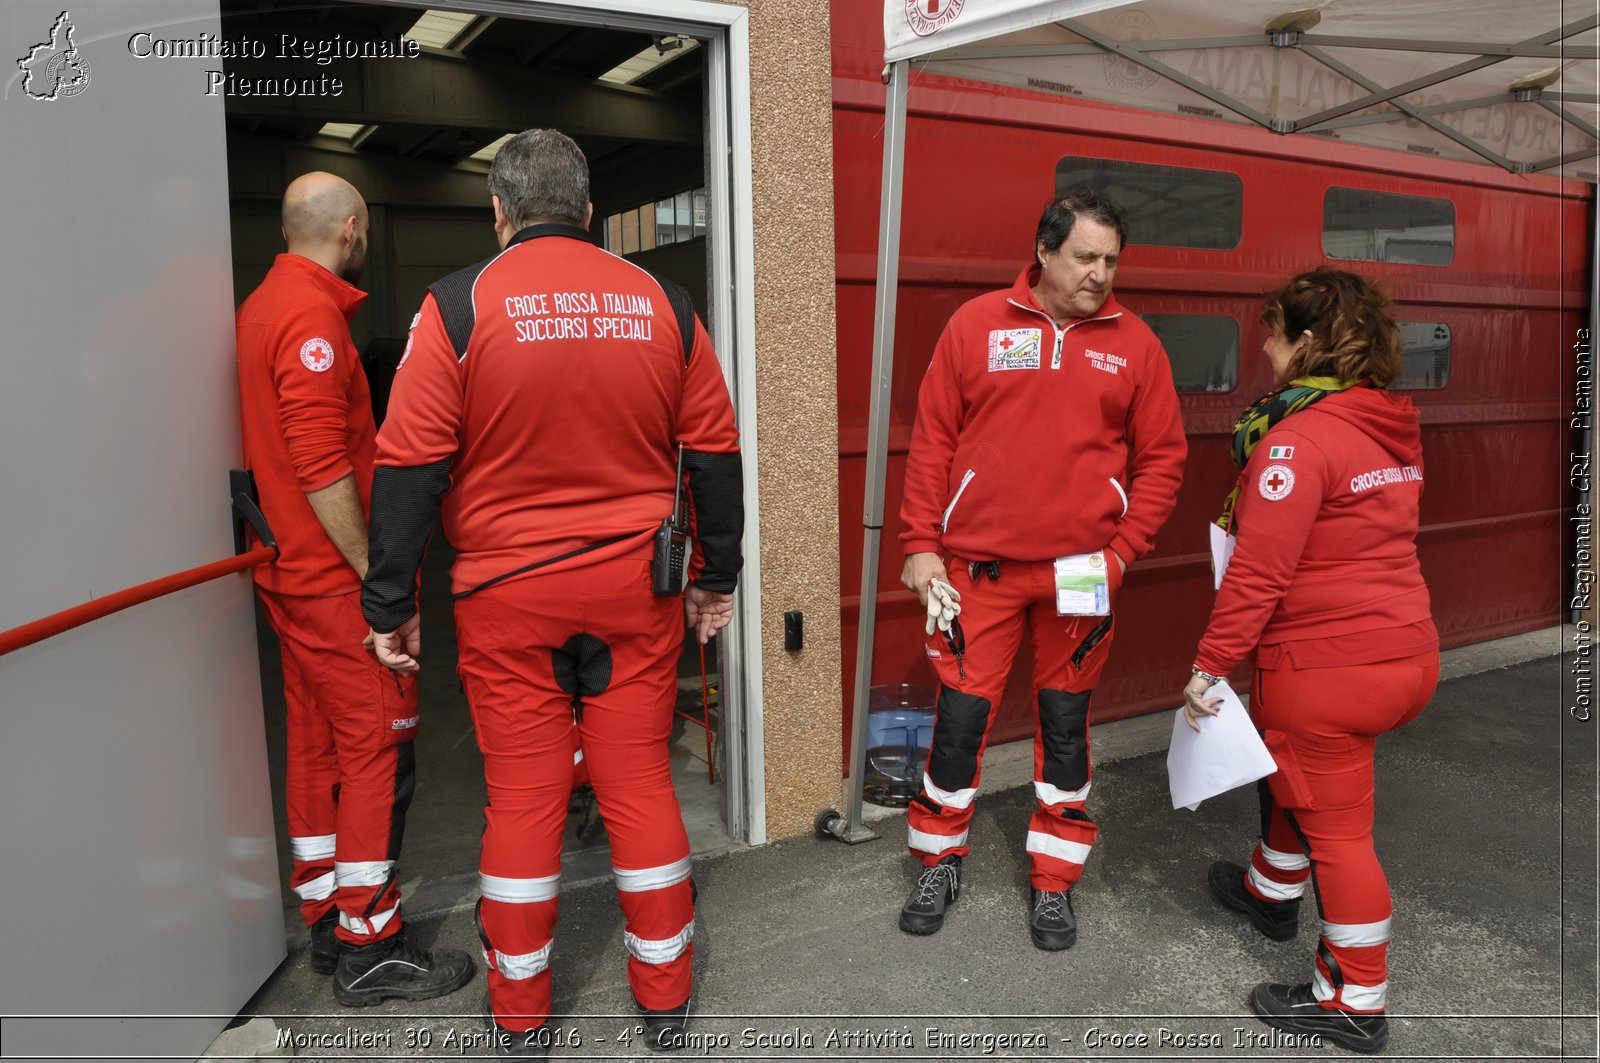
900, 265, 1187, 565
377, 234, 739, 595
1194, 385, 1438, 675
236, 254, 374, 597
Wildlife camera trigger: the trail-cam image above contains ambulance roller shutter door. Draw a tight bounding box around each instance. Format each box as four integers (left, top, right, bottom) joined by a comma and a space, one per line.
0, 2, 283, 1057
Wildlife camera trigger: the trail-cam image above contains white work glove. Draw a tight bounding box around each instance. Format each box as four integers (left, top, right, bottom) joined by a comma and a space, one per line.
924, 577, 962, 636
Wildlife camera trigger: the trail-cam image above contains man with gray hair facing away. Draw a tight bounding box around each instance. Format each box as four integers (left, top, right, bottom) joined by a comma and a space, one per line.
363, 130, 743, 1058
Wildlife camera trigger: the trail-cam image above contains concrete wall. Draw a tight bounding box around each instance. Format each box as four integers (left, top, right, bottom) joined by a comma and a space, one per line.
723, 0, 843, 839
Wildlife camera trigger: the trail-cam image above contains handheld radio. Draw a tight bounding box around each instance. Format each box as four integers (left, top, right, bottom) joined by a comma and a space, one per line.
651, 444, 689, 596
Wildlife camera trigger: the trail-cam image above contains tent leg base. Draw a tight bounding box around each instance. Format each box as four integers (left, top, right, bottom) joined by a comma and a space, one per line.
815, 807, 879, 845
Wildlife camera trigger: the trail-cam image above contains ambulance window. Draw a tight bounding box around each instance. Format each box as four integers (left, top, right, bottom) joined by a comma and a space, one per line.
1144, 314, 1239, 393
1393, 322, 1452, 389
1323, 188, 1454, 266
1055, 158, 1242, 250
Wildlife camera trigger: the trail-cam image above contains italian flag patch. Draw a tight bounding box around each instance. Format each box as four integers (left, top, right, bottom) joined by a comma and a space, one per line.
1268, 445, 1295, 459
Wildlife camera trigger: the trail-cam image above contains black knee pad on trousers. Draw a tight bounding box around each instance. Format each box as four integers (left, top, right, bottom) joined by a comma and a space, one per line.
1038, 688, 1092, 792
927, 689, 992, 793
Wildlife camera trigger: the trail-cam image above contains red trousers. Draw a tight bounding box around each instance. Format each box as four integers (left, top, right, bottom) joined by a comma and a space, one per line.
1244, 651, 1439, 1012
455, 556, 694, 1032
257, 588, 418, 945
907, 555, 1122, 890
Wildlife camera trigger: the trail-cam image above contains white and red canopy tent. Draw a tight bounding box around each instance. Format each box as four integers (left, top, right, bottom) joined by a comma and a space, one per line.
834, 0, 1599, 841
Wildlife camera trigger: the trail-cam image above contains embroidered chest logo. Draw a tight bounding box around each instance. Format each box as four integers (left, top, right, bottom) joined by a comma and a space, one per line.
987, 328, 1042, 372
299, 337, 336, 373
1083, 348, 1127, 375
1258, 463, 1295, 501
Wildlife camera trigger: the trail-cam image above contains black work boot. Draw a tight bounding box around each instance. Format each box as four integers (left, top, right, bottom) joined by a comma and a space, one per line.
1028, 888, 1077, 950
332, 931, 474, 1007
1249, 981, 1389, 1054
636, 996, 692, 1052
1209, 860, 1300, 941
899, 855, 961, 935
491, 1023, 553, 1061
308, 909, 339, 975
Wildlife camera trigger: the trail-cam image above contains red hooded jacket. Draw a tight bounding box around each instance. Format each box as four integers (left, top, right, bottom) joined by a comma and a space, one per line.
1194, 385, 1438, 675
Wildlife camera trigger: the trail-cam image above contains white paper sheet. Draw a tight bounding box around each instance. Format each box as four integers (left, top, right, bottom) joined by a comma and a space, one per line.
1167, 680, 1277, 811
1209, 523, 1236, 591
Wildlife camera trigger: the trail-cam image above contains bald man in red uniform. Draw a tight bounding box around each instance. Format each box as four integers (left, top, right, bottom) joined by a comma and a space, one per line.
236, 171, 471, 1006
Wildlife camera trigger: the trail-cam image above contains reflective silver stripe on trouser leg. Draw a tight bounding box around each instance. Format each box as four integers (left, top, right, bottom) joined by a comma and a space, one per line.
625, 921, 696, 965
293, 871, 336, 901
494, 941, 554, 980
336, 860, 398, 937
291, 833, 337, 862
613, 857, 691, 893
290, 834, 338, 900
908, 825, 968, 854
1249, 843, 1311, 901
481, 872, 561, 904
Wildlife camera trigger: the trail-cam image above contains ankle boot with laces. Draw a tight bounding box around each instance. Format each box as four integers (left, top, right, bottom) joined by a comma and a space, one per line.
899, 855, 961, 934
1028, 888, 1076, 950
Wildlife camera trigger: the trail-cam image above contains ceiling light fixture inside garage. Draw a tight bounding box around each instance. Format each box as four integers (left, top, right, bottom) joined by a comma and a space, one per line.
598, 36, 700, 85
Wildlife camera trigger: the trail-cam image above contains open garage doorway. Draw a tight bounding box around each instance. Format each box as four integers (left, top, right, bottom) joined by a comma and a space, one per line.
221, 0, 759, 947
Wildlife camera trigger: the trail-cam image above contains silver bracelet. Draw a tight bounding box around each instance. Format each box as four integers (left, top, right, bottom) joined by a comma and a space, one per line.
1190, 667, 1223, 687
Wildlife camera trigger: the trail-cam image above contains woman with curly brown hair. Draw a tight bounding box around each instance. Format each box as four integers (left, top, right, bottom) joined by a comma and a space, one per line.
1181, 268, 1440, 1054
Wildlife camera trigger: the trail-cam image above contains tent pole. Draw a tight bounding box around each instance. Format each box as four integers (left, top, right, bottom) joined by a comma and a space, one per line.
827, 60, 910, 844
1576, 199, 1598, 626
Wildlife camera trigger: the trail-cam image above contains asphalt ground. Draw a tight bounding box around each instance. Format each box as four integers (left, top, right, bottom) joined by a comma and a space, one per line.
201, 644, 1595, 1063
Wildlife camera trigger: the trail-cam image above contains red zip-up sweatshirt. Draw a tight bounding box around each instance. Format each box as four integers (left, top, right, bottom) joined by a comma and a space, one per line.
235, 254, 374, 597
373, 227, 740, 598
900, 265, 1187, 565
1194, 385, 1438, 676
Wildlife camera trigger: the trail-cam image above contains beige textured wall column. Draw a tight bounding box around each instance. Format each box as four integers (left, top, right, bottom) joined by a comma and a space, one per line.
719, 0, 843, 839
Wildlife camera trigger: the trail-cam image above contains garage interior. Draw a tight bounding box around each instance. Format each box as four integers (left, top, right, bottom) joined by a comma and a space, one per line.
219, 0, 739, 938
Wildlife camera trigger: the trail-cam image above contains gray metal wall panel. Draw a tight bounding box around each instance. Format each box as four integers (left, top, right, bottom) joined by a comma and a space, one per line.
0, 1, 284, 1057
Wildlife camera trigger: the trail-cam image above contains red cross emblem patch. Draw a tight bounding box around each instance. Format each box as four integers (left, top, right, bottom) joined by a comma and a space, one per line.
1258, 463, 1295, 501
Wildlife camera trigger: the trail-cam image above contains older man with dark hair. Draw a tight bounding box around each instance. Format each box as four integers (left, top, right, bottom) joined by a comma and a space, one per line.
895, 189, 1187, 951
363, 129, 742, 1059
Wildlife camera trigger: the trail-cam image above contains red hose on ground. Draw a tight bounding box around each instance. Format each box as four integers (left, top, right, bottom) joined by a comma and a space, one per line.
0, 545, 278, 657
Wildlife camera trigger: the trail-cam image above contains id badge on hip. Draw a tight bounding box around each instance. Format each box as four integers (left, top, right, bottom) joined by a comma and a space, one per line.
1054, 551, 1109, 616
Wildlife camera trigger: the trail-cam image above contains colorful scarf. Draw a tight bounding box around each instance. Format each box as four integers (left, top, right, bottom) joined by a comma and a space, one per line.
1216, 376, 1360, 534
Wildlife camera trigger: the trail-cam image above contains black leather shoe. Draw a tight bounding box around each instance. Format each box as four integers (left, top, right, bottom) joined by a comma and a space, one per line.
1028, 888, 1077, 950
899, 856, 961, 935
1209, 860, 1300, 941
1249, 981, 1388, 1054
308, 909, 339, 975
333, 932, 474, 1007
637, 996, 691, 1052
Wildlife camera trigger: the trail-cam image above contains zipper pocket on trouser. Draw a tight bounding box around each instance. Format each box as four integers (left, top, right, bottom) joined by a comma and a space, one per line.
941, 469, 976, 533
1071, 612, 1115, 667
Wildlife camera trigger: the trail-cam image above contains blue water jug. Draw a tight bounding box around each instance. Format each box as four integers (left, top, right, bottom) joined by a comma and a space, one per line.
865, 684, 935, 807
